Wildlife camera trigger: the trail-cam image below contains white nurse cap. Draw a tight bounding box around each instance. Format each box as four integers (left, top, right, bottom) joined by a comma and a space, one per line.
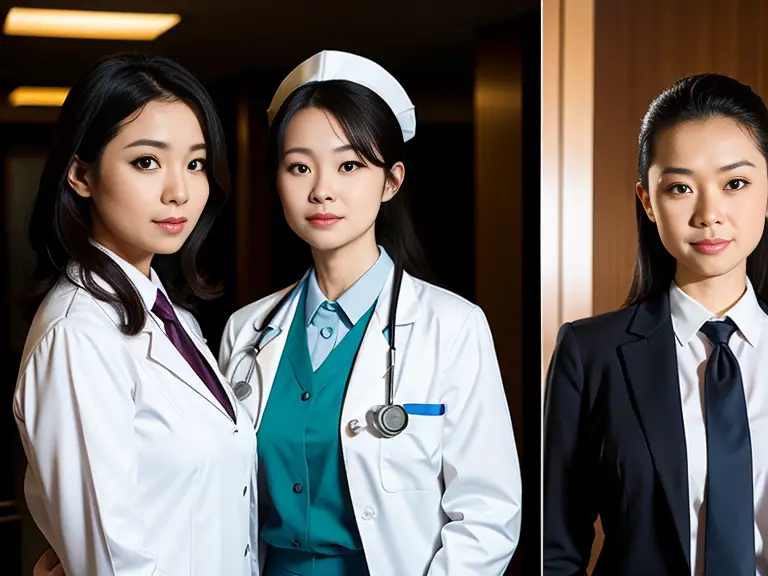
267, 50, 416, 142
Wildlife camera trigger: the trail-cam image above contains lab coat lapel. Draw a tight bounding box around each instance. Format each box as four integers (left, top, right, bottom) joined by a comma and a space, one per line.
143, 319, 234, 421
176, 311, 240, 420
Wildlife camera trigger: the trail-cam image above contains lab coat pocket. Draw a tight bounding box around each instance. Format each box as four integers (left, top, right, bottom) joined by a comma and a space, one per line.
380, 412, 445, 493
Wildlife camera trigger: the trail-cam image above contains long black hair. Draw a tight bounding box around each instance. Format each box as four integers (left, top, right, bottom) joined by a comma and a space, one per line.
24, 52, 231, 334
626, 73, 768, 306
265, 79, 431, 280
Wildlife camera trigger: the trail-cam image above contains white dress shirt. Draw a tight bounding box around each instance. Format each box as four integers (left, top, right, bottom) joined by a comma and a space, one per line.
670, 279, 768, 575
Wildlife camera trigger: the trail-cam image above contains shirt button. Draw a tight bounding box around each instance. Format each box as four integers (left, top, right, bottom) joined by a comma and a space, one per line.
361, 506, 376, 520
301, 391, 312, 402
233, 429, 239, 435
293, 483, 303, 494
292, 539, 301, 548
320, 326, 334, 339
244, 544, 250, 556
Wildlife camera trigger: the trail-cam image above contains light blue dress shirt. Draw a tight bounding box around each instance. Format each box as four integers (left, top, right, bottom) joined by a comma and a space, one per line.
304, 247, 393, 371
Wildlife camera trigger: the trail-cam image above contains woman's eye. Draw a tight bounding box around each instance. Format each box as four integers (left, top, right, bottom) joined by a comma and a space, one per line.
290, 164, 310, 174
340, 161, 362, 173
668, 183, 692, 194
133, 156, 159, 171
725, 178, 748, 191
189, 159, 206, 172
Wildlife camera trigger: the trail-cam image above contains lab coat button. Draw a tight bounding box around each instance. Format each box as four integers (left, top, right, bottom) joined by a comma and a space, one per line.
362, 506, 376, 520
301, 391, 312, 402
292, 539, 301, 548
244, 544, 250, 556
293, 483, 303, 493
243, 486, 247, 496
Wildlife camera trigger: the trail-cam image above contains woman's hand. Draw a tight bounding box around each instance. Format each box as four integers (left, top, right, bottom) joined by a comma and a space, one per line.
33, 549, 65, 576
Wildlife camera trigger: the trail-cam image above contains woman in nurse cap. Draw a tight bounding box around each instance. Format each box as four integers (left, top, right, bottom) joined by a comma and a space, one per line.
222, 49, 522, 575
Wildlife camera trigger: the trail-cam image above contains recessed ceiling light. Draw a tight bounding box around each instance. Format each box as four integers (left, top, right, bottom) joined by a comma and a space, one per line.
8, 87, 70, 107
3, 7, 181, 41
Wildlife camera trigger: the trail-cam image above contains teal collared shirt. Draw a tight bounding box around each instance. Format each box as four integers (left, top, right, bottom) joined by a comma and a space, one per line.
304, 247, 393, 370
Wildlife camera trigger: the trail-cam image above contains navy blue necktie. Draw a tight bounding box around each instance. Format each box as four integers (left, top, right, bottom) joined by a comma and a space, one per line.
699, 319, 754, 575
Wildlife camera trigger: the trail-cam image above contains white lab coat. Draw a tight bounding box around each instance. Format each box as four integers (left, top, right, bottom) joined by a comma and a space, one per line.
13, 263, 257, 576
220, 268, 522, 576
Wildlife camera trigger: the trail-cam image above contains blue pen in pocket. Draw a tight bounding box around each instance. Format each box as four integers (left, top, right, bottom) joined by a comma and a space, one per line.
403, 403, 446, 416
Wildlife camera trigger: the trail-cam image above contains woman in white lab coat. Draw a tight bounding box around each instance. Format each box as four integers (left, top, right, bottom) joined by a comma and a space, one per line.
220, 50, 522, 576
14, 53, 255, 576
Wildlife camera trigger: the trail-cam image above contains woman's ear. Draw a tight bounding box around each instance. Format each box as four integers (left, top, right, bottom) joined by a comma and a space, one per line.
67, 156, 94, 198
382, 162, 405, 202
636, 181, 656, 222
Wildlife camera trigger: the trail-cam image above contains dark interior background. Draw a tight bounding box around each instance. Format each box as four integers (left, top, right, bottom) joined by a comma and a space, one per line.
0, 1, 540, 573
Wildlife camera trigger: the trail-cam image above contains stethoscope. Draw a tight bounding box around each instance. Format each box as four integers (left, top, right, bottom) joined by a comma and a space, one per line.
231, 266, 409, 438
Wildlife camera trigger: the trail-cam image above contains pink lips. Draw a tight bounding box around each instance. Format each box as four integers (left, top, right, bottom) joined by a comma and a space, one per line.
153, 217, 187, 234
691, 238, 731, 255
307, 213, 342, 228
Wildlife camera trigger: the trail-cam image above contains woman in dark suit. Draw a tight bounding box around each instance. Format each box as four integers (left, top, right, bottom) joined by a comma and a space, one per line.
544, 74, 768, 576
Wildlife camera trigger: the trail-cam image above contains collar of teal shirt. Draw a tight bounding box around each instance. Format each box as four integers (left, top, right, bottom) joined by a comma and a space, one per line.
304, 246, 394, 329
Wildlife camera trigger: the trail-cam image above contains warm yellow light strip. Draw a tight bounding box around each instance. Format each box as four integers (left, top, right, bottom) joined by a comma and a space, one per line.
2, 7, 181, 41
8, 87, 70, 107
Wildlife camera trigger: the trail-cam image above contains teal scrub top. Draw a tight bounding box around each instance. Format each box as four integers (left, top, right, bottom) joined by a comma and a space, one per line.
257, 283, 377, 576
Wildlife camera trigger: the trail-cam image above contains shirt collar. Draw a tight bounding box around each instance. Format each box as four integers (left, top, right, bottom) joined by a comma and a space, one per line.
90, 239, 167, 312
669, 278, 764, 347
305, 246, 394, 327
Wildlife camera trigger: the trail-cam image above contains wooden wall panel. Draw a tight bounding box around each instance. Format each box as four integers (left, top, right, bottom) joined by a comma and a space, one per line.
592, 0, 768, 313
541, 0, 596, 367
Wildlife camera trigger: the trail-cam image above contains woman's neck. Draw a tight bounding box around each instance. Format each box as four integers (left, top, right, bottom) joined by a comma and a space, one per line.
91, 224, 153, 278
675, 262, 748, 317
312, 236, 380, 302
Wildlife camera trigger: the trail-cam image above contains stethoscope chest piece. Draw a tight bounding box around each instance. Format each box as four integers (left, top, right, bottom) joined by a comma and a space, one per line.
373, 404, 409, 438
233, 380, 252, 401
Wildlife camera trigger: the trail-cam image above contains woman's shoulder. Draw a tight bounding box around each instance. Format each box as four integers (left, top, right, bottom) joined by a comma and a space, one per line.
411, 276, 476, 312
569, 304, 637, 334
33, 274, 120, 329
408, 276, 491, 340
556, 299, 653, 356
37, 262, 131, 326
22, 276, 127, 366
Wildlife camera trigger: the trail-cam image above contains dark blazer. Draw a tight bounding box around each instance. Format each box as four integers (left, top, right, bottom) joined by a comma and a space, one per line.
543, 293, 694, 575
